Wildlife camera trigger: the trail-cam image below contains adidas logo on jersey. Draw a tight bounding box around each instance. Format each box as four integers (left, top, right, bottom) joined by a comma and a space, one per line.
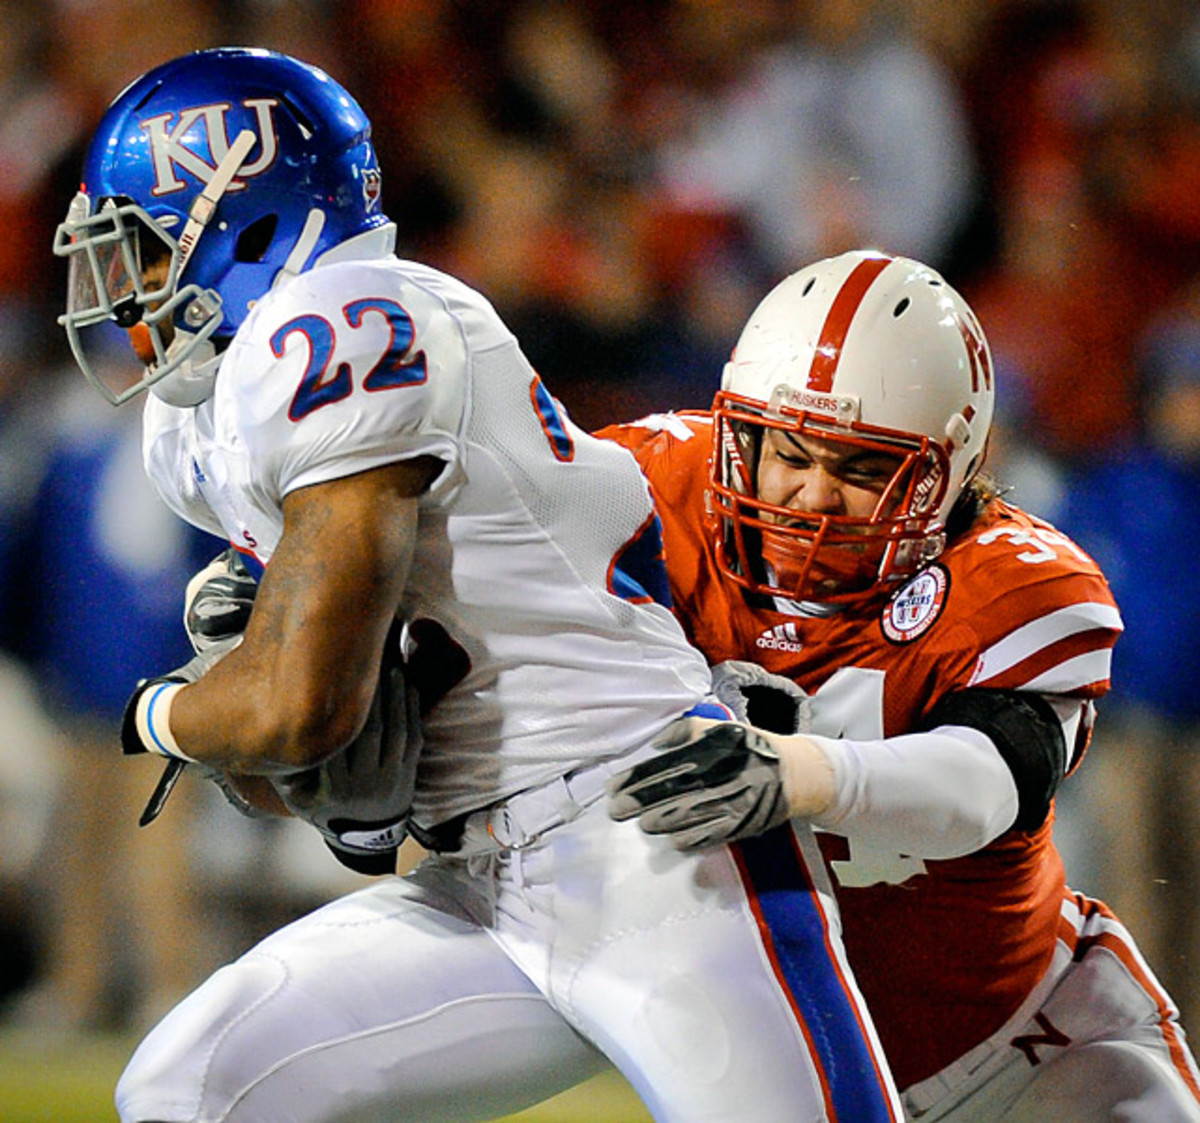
756, 622, 804, 653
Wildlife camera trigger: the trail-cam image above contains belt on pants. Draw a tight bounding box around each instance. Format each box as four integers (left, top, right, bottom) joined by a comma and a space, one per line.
414, 698, 734, 856
413, 744, 652, 855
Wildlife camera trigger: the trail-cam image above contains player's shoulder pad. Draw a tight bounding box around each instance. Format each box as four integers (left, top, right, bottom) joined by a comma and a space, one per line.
218, 257, 486, 496
943, 500, 1120, 620
596, 411, 713, 493
956, 500, 1108, 578
241, 256, 510, 368
596, 410, 710, 446
936, 501, 1123, 696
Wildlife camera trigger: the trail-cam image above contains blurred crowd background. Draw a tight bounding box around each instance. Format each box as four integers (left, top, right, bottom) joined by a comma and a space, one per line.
2, 0, 1199, 1051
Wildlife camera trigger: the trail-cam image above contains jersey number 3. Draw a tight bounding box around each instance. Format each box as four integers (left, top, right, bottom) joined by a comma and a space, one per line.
273, 298, 428, 422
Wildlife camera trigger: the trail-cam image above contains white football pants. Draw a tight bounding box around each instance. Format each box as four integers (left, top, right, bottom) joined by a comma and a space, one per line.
903, 891, 1200, 1122
116, 800, 902, 1122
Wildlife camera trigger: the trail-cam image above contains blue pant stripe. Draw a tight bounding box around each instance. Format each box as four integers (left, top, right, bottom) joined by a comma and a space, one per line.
734, 828, 898, 1122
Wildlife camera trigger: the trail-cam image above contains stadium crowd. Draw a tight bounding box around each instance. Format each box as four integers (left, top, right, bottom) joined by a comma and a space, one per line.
1, 0, 1199, 1059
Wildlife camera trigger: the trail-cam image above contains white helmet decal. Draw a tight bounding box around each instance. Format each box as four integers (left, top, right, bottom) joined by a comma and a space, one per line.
143, 99, 280, 197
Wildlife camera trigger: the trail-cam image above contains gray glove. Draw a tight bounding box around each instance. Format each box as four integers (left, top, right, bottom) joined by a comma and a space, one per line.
273, 624, 423, 876
709, 659, 812, 734
608, 720, 791, 852
184, 548, 258, 658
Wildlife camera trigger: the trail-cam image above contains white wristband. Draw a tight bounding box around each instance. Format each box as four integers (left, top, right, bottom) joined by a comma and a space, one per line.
134, 682, 197, 763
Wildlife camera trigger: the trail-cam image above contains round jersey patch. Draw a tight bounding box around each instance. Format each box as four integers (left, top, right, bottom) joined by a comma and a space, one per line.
882, 565, 948, 643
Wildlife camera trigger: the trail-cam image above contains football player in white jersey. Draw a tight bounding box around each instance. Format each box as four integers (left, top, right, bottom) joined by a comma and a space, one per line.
53, 49, 902, 1123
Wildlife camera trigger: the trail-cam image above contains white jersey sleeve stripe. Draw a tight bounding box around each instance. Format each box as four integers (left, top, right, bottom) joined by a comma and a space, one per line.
969, 602, 1123, 685
1018, 649, 1115, 694
628, 412, 706, 441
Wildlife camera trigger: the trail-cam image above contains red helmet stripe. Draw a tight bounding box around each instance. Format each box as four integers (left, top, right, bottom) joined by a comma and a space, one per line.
807, 256, 891, 392
955, 309, 993, 392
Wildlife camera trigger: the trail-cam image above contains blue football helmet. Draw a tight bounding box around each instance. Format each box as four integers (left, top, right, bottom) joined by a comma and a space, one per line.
54, 47, 391, 406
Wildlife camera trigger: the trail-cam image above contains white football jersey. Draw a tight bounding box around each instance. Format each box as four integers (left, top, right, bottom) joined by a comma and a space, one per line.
142, 253, 711, 825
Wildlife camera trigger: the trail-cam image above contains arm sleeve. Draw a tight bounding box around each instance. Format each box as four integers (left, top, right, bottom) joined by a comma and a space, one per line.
810, 725, 1019, 859
809, 687, 1073, 858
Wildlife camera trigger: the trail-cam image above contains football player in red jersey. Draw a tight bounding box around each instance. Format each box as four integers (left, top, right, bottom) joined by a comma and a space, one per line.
602, 250, 1200, 1121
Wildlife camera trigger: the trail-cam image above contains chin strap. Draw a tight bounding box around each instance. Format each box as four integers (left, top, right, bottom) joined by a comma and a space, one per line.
176, 129, 258, 276
146, 128, 257, 407
151, 331, 223, 407
272, 208, 327, 290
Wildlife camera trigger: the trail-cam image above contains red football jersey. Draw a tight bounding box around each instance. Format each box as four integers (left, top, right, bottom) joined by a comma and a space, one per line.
599, 412, 1124, 1088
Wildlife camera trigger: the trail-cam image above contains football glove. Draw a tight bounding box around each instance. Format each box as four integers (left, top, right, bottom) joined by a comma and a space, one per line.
607, 717, 835, 852
184, 547, 258, 658
709, 659, 813, 734
273, 624, 423, 876
125, 547, 259, 825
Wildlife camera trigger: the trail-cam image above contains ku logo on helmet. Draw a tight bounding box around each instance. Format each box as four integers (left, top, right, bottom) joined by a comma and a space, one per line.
142, 99, 281, 196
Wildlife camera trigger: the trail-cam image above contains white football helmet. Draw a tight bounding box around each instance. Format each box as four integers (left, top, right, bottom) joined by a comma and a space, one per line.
711, 250, 995, 603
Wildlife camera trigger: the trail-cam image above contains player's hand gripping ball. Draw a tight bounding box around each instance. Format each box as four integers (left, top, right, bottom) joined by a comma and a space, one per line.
184, 547, 258, 658
273, 625, 424, 875
122, 547, 261, 823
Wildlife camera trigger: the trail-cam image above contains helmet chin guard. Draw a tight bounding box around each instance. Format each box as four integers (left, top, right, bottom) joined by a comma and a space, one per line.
152, 331, 223, 407
711, 250, 994, 605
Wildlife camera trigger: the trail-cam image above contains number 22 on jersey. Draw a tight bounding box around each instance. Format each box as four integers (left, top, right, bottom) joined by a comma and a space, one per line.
272, 297, 428, 422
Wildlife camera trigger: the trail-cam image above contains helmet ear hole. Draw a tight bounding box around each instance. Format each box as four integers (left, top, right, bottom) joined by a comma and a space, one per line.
235, 214, 279, 263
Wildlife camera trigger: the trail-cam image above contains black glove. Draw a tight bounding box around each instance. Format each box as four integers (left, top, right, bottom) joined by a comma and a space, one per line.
273, 624, 423, 876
